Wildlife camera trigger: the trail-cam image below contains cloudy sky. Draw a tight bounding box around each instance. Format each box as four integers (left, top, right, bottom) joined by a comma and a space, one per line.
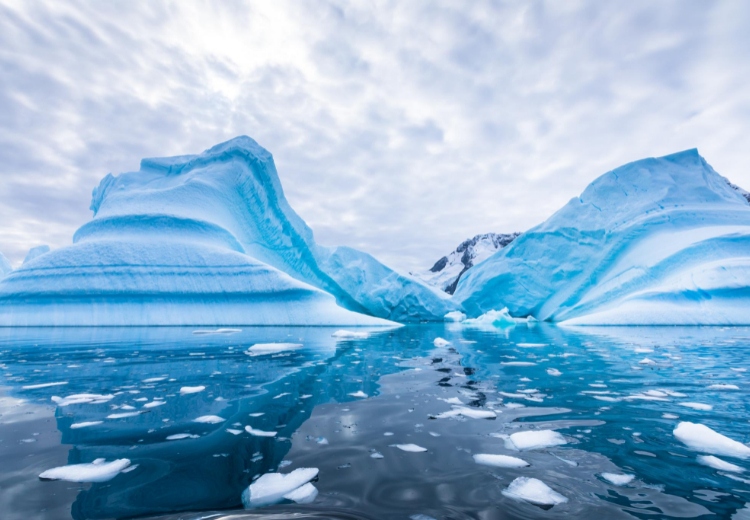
1, 1, 749, 272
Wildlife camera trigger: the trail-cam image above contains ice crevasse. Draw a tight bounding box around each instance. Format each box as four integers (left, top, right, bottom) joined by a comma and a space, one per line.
0, 136, 453, 326
455, 149, 750, 325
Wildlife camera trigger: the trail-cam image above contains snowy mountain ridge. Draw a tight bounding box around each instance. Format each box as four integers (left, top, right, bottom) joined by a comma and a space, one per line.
414, 232, 519, 294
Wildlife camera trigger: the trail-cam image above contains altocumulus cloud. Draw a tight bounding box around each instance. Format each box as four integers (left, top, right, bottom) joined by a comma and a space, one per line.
1, 0, 749, 272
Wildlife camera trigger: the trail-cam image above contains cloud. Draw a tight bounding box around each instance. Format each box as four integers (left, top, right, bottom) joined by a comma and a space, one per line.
0, 0, 748, 272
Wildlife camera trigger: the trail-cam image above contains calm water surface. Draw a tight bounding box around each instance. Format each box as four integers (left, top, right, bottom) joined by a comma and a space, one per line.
0, 324, 749, 519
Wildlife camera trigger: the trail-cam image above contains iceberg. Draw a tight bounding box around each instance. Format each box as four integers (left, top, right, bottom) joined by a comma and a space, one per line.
0, 136, 451, 325
0, 252, 12, 277
455, 150, 750, 325
23, 244, 50, 264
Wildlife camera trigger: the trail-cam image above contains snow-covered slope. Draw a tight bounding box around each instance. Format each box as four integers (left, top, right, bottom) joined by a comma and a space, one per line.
0, 136, 451, 326
455, 149, 750, 325
414, 233, 519, 294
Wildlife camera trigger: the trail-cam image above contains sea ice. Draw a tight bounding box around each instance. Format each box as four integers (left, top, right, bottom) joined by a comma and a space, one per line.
194, 415, 225, 424
473, 454, 529, 468
70, 421, 103, 429
391, 444, 428, 452
283, 482, 318, 504
332, 330, 370, 339
166, 433, 199, 440
600, 473, 635, 486
697, 455, 744, 473
246, 343, 303, 356
678, 402, 713, 411
507, 430, 567, 451
180, 386, 205, 395
501, 477, 568, 506
107, 411, 141, 419
462, 308, 518, 328
241, 467, 319, 508
51, 393, 114, 406
444, 311, 466, 322
22, 382, 67, 390
245, 426, 277, 437
674, 422, 750, 459
708, 384, 740, 390
348, 391, 368, 398
39, 458, 131, 483
433, 337, 450, 347
546, 369, 562, 376
433, 406, 496, 420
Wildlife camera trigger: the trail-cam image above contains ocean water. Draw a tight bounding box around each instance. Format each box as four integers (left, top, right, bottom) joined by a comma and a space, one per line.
0, 323, 748, 519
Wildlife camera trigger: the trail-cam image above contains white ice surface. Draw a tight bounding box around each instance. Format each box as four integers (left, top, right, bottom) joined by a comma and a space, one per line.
601, 472, 635, 486
501, 477, 568, 506
391, 444, 428, 452
39, 459, 131, 483
473, 453, 529, 468
507, 430, 567, 451
246, 343, 302, 356
674, 422, 750, 459
698, 455, 744, 473
241, 467, 319, 509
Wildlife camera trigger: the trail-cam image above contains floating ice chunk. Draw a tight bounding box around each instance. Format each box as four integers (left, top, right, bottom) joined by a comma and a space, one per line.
547, 368, 562, 376
194, 415, 225, 424
501, 362, 536, 367
51, 393, 114, 406
507, 430, 567, 451
180, 386, 205, 395
698, 455, 744, 473
638, 358, 657, 365
22, 382, 67, 390
731, 368, 747, 373
433, 406, 496, 420
589, 383, 607, 388
192, 328, 242, 335
142, 377, 167, 383
167, 433, 199, 440
444, 311, 466, 322
70, 421, 103, 429
370, 451, 384, 459
674, 422, 750, 459
462, 308, 517, 328
249, 412, 265, 417
241, 467, 319, 509
348, 391, 368, 398
505, 403, 525, 409
245, 426, 277, 437
634, 347, 654, 353
39, 458, 131, 482
678, 402, 713, 411
438, 397, 463, 405
625, 393, 669, 402
391, 444, 427, 452
644, 390, 669, 398
246, 343, 302, 356
226, 428, 242, 435
708, 384, 740, 390
332, 330, 369, 339
662, 413, 679, 419
433, 337, 450, 347
143, 400, 166, 408
283, 482, 318, 504
593, 396, 621, 402
473, 453, 529, 468
315, 437, 328, 445
517, 343, 547, 348
501, 477, 568, 507
600, 473, 635, 486
107, 411, 141, 419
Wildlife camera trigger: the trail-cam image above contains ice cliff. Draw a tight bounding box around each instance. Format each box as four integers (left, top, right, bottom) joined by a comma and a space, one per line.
414, 232, 519, 294
0, 136, 451, 326
455, 149, 750, 325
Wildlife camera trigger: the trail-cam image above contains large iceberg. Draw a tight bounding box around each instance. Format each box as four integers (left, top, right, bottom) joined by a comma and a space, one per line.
455, 149, 750, 325
0, 252, 11, 278
0, 136, 451, 326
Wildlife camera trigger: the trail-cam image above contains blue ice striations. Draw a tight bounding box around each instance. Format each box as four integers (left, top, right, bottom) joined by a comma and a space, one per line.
0, 136, 452, 326
455, 149, 750, 325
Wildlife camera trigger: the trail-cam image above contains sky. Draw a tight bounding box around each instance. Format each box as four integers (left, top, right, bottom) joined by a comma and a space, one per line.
1, 1, 749, 273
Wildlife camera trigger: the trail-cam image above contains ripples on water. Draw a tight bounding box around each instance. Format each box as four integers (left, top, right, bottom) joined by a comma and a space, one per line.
0, 324, 748, 519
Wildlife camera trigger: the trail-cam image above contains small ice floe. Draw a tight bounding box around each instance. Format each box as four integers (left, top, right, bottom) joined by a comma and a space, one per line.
274, 393, 291, 399
315, 437, 328, 445
698, 455, 744, 473
444, 311, 466, 322
180, 386, 205, 395
625, 393, 669, 402
731, 368, 747, 373
432, 406, 497, 420
505, 403, 525, 409
70, 421, 103, 429
517, 343, 547, 348
708, 384, 740, 390
22, 382, 68, 390
439, 397, 463, 405
143, 400, 166, 408
192, 328, 241, 335
506, 430, 567, 451
348, 391, 368, 398
462, 308, 518, 328
245, 426, 277, 437
391, 444, 428, 452
473, 453, 529, 468
370, 451, 384, 459
283, 482, 318, 504
249, 412, 265, 417
300, 394, 313, 399
634, 347, 654, 353
589, 383, 607, 388
678, 402, 713, 411
332, 330, 370, 339
662, 413, 679, 419
638, 358, 657, 365
501, 477, 568, 507
433, 338, 451, 347
51, 394, 114, 406
501, 362, 536, 367
546, 368, 562, 376
241, 467, 319, 508
39, 458, 131, 483
674, 422, 750, 459
593, 396, 621, 402
226, 428, 243, 435
194, 415, 225, 424
107, 411, 142, 419
142, 377, 167, 383
245, 343, 302, 356
166, 433, 199, 440
600, 473, 635, 486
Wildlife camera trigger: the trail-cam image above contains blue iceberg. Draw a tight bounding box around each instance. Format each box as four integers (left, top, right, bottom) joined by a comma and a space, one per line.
0, 136, 451, 326
455, 149, 750, 325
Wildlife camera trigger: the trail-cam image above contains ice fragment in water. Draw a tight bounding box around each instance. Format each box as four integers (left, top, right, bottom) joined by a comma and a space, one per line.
70, 421, 103, 429
473, 453, 529, 468
51, 393, 114, 406
283, 482, 318, 504
501, 477, 568, 506
241, 467, 319, 508
180, 386, 205, 395
708, 384, 739, 390
39, 459, 131, 483
246, 343, 303, 356
245, 426, 277, 437
332, 330, 370, 339
600, 473, 635, 486
348, 391, 368, 398
391, 444, 427, 452
433, 337, 450, 347
166, 433, 199, 440
433, 406, 496, 420
697, 455, 744, 472
507, 430, 567, 450
443, 311, 466, 322
678, 402, 713, 411
193, 415, 225, 424
547, 368, 562, 376
22, 382, 67, 390
674, 422, 750, 459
